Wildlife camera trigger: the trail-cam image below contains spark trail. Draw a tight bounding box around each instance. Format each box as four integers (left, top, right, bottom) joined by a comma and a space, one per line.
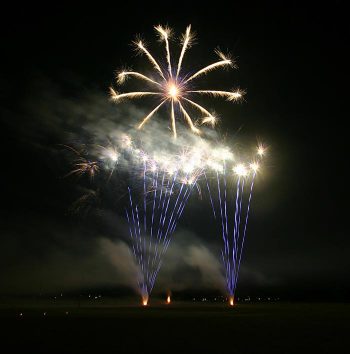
203, 146, 265, 305
123, 144, 203, 305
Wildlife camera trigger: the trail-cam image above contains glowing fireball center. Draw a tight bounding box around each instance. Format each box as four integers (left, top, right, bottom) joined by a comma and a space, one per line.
167, 83, 180, 99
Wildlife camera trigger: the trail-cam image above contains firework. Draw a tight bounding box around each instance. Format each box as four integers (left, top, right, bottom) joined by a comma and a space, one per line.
63, 133, 207, 303
62, 126, 266, 305
59, 20, 269, 308
69, 160, 99, 179
63, 145, 100, 180
123, 140, 204, 304
110, 25, 244, 138
203, 145, 265, 305
121, 138, 266, 304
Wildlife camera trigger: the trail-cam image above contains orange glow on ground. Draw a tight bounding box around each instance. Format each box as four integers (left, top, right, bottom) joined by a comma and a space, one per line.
229, 296, 234, 306
142, 296, 149, 306
166, 295, 171, 304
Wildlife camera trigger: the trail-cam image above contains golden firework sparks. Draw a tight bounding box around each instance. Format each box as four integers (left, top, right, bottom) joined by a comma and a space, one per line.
62, 145, 100, 180
111, 25, 244, 138
67, 159, 100, 179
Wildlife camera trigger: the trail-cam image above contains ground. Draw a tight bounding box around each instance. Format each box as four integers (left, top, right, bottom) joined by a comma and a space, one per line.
1, 299, 348, 353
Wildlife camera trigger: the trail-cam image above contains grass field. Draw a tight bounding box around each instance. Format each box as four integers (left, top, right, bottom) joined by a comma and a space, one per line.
1, 299, 348, 353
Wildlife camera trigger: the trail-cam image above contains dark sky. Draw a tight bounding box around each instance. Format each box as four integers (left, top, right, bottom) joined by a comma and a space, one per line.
1, 2, 348, 300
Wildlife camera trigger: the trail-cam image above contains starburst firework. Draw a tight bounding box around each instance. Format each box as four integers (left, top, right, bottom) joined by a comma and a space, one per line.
110, 25, 244, 138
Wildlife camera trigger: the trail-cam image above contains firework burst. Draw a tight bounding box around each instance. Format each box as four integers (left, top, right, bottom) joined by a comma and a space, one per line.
63, 145, 99, 180
62, 130, 267, 305
110, 25, 244, 138
203, 145, 266, 304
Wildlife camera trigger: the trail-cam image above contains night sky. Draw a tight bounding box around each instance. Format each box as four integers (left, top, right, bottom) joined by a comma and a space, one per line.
1, 2, 348, 300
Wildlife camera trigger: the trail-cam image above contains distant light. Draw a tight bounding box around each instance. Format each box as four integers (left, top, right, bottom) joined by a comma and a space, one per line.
257, 145, 265, 157
166, 295, 171, 304
250, 162, 259, 172
233, 164, 248, 176
229, 296, 234, 307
